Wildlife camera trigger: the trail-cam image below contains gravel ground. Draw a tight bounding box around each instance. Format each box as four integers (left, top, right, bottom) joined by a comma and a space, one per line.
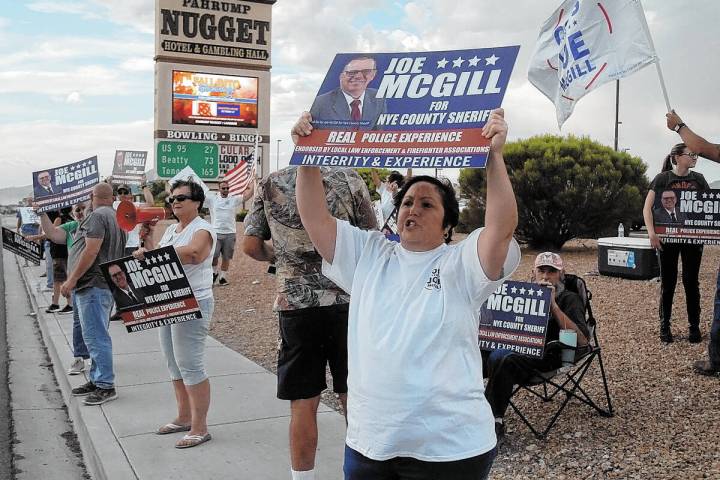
208, 224, 720, 478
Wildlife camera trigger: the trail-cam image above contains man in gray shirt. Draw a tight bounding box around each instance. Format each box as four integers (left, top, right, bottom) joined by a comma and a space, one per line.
61, 182, 127, 405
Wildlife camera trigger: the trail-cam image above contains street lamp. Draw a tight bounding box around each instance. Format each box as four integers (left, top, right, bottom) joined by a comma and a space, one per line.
276, 139, 282, 172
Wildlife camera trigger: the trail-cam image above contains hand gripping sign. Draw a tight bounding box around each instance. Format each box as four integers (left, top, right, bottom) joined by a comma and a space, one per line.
100, 246, 202, 333
291, 47, 519, 170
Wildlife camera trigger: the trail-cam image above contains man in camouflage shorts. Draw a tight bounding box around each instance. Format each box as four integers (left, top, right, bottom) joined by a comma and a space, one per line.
243, 166, 376, 480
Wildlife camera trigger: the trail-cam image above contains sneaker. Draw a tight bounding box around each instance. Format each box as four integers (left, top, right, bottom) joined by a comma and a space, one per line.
213, 272, 218, 284
688, 327, 702, 344
218, 277, 229, 286
67, 358, 85, 375
58, 305, 73, 315
84, 388, 118, 405
495, 421, 506, 449
72, 381, 98, 397
39, 272, 47, 278
693, 360, 720, 377
45, 304, 60, 313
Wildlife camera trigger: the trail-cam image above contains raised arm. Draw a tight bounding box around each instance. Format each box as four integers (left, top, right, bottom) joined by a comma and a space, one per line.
174, 230, 213, 265
370, 168, 382, 189
292, 112, 338, 263
39, 212, 69, 244
476, 108, 518, 280
666, 111, 720, 161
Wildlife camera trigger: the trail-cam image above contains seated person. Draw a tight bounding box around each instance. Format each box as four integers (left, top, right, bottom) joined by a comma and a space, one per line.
483, 252, 590, 446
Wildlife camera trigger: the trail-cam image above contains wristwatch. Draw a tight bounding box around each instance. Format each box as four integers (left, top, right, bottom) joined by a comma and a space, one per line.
673, 123, 686, 133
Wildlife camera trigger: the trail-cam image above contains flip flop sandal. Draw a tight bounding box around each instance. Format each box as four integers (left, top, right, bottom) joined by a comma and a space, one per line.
175, 433, 212, 449
156, 423, 191, 435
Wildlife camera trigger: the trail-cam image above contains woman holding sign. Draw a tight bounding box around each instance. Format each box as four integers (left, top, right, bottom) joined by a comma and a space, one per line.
135, 179, 217, 449
643, 143, 709, 344
293, 109, 519, 479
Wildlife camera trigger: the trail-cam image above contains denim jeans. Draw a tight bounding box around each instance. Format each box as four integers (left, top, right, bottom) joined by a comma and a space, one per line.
71, 295, 89, 359
158, 297, 214, 386
710, 267, 720, 368
75, 287, 114, 389
344, 445, 497, 480
44, 240, 53, 288
658, 244, 703, 328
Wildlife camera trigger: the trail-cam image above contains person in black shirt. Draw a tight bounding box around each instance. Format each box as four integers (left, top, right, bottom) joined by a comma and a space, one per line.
484, 252, 589, 446
665, 111, 720, 376
643, 142, 708, 344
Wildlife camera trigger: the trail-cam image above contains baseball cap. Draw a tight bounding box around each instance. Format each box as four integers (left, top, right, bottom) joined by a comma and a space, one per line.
534, 252, 564, 270
116, 183, 131, 193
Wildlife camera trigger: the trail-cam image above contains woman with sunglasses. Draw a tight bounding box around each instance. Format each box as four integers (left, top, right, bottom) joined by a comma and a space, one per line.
643, 143, 709, 344
134, 179, 216, 449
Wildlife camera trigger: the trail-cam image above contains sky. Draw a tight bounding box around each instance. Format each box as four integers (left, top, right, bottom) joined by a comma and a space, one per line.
1, 0, 719, 189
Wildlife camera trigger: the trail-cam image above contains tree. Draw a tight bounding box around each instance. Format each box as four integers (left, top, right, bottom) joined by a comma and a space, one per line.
458, 135, 649, 250
355, 168, 391, 201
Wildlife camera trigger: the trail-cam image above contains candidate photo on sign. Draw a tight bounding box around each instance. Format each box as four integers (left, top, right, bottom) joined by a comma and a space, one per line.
34, 170, 58, 198
108, 263, 145, 310
310, 55, 387, 130
653, 190, 686, 226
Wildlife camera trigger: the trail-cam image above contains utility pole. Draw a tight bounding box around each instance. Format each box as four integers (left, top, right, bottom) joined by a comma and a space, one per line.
614, 80, 620, 151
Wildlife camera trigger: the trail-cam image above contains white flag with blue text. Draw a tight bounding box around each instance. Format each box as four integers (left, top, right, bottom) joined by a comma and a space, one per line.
528, 0, 658, 127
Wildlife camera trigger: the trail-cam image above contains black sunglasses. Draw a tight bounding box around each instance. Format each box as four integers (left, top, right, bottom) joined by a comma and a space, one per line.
117, 189, 130, 195
167, 194, 193, 203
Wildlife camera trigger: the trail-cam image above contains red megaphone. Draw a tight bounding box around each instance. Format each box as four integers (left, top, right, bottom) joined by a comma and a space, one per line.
116, 200, 168, 232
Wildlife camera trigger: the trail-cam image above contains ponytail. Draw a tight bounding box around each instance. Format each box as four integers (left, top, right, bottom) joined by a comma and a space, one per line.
661, 143, 687, 173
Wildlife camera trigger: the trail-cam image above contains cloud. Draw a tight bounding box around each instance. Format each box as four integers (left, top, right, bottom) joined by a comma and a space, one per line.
66, 91, 81, 103
0, 65, 139, 96
27, 1, 100, 19
0, 119, 154, 186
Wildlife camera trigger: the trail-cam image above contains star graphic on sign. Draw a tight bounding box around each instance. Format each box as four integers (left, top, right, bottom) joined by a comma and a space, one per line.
452, 56, 465, 68
437, 58, 449, 68
468, 56, 481, 67
528, 288, 535, 296
164, 252, 171, 261
702, 193, 708, 199
537, 289, 544, 297
519, 287, 526, 295
510, 286, 518, 294
710, 193, 716, 200
485, 54, 499, 66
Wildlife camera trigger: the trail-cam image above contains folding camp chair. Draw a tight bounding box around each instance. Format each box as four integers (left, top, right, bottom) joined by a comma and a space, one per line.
507, 273, 614, 439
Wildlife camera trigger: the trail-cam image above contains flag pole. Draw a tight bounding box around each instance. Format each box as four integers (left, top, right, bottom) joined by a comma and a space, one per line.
637, 0, 671, 111
614, 80, 620, 151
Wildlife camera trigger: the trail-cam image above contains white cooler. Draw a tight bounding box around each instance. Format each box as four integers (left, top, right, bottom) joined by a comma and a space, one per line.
597, 237, 659, 280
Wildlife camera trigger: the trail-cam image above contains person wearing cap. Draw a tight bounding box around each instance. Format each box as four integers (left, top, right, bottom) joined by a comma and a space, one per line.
483, 252, 589, 447
110, 176, 154, 321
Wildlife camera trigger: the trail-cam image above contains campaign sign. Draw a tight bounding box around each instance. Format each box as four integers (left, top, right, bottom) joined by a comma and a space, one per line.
100, 246, 201, 333
291, 47, 519, 169
653, 189, 720, 245
33, 156, 100, 214
2, 227, 43, 265
112, 151, 148, 192
479, 280, 551, 359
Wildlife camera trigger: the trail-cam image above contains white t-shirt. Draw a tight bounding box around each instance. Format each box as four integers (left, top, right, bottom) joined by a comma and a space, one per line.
113, 200, 142, 249
377, 183, 395, 223
159, 216, 217, 301
323, 220, 520, 462
206, 193, 241, 234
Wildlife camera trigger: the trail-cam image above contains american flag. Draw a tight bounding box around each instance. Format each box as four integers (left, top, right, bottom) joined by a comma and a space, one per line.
225, 153, 256, 198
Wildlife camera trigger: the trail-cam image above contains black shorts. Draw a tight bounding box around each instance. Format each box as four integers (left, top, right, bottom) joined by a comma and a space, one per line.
277, 303, 349, 400
52, 258, 68, 282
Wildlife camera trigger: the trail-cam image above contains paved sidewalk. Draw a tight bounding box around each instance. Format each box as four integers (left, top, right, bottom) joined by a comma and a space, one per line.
17, 260, 346, 480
